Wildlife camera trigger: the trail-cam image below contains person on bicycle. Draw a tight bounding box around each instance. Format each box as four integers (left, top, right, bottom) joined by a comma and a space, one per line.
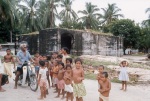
14, 43, 34, 89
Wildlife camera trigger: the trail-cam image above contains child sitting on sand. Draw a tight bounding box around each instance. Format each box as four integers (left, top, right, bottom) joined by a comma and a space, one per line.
38, 61, 48, 100
56, 62, 65, 99
64, 64, 73, 101
72, 58, 86, 101
98, 72, 111, 101
119, 61, 129, 91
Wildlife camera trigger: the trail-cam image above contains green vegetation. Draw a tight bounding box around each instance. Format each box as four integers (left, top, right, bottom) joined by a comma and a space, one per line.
83, 59, 117, 67
85, 72, 97, 80
0, 0, 150, 52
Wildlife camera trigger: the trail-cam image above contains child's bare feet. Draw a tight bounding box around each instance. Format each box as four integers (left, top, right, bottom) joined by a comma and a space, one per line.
120, 88, 123, 90
61, 96, 65, 100
124, 89, 127, 91
14, 86, 17, 89
38, 97, 44, 100
55, 95, 59, 98
0, 88, 6, 92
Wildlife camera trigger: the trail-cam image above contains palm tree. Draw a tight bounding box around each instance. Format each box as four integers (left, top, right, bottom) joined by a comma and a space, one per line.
18, 0, 41, 32
142, 7, 150, 27
37, 0, 60, 28
0, 0, 18, 42
100, 3, 124, 25
59, 0, 78, 27
78, 2, 101, 29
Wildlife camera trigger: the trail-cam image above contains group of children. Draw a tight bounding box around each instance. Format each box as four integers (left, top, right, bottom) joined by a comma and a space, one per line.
2, 47, 130, 101
34, 47, 86, 101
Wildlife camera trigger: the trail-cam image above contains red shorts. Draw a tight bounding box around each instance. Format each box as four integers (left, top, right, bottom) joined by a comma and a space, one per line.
57, 80, 65, 89
39, 79, 47, 88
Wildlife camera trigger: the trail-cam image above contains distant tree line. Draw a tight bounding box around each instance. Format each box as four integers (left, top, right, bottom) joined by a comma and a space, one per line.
0, 0, 150, 52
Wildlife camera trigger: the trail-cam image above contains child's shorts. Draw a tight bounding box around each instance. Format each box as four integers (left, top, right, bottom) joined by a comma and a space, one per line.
53, 77, 58, 85
73, 82, 86, 98
65, 84, 73, 93
35, 66, 40, 72
57, 80, 65, 89
39, 79, 47, 88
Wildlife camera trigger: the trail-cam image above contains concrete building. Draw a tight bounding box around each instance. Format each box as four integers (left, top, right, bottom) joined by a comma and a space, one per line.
19, 28, 123, 56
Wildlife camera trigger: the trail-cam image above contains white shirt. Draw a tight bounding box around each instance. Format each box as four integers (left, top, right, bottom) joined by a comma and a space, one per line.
0, 58, 3, 73
39, 67, 48, 80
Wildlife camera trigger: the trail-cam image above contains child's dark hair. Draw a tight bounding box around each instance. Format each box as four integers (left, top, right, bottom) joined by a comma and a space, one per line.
47, 55, 51, 61
58, 62, 64, 68
57, 54, 63, 59
6, 49, 11, 51
66, 58, 72, 64
102, 72, 108, 78
39, 61, 45, 67
62, 47, 69, 54
75, 58, 82, 64
66, 64, 72, 69
99, 65, 104, 69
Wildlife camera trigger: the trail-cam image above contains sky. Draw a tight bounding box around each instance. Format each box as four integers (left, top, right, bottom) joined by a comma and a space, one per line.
56, 0, 150, 24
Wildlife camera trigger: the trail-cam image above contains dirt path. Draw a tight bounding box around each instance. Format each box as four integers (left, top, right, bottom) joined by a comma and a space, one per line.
1, 78, 150, 101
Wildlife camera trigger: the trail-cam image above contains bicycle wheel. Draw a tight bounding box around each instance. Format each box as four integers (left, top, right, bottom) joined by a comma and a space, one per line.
29, 75, 38, 91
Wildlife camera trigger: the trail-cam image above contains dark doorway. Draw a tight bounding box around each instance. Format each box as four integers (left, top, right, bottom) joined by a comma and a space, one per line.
61, 33, 73, 53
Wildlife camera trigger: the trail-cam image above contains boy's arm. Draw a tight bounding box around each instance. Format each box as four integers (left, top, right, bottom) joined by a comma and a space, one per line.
11, 56, 16, 69
98, 88, 105, 93
80, 69, 84, 80
105, 81, 111, 91
63, 73, 67, 80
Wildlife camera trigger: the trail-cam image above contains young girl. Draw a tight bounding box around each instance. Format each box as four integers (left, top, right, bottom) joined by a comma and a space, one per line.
72, 58, 86, 101
56, 62, 65, 99
64, 64, 73, 101
119, 61, 129, 91
38, 61, 47, 100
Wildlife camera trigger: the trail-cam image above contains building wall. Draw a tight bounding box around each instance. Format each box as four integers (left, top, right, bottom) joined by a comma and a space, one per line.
81, 32, 123, 56
20, 28, 123, 56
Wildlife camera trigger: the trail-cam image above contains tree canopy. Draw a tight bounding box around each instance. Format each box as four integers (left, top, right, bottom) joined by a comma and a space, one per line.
0, 0, 150, 52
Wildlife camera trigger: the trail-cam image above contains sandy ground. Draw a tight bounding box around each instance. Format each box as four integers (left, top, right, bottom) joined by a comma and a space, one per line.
0, 55, 150, 101
1, 74, 150, 101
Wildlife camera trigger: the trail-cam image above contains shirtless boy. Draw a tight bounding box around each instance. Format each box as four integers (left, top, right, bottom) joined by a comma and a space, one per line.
64, 64, 73, 101
3, 49, 15, 78
98, 72, 111, 101
72, 58, 86, 101
33, 52, 40, 78
52, 60, 59, 92
97, 65, 104, 89
56, 62, 65, 99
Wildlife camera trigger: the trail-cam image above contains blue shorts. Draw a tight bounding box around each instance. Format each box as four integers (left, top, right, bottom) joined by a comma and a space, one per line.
35, 66, 40, 72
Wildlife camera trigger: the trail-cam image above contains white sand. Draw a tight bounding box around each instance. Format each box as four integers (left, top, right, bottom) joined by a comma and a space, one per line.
0, 55, 150, 101
1, 79, 150, 101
